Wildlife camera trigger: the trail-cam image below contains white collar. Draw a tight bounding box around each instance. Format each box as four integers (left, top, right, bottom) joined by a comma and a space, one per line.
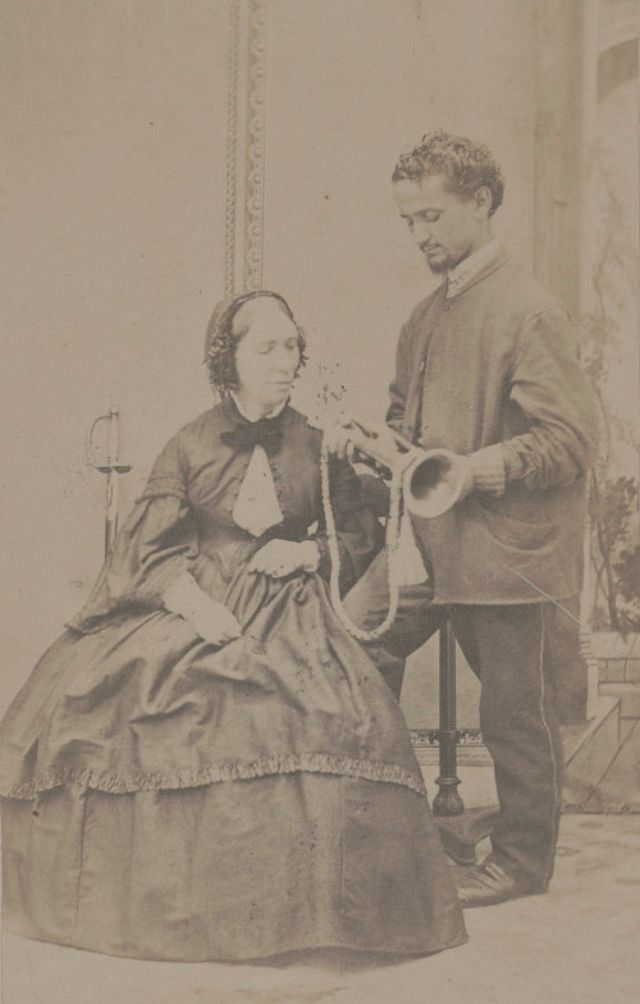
230, 392, 288, 422
446, 237, 501, 299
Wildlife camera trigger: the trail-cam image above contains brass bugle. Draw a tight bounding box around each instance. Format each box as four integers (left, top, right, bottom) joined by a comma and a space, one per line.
345, 421, 470, 519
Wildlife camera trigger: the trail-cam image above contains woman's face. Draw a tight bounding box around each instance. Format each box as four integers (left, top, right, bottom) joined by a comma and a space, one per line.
232, 297, 301, 412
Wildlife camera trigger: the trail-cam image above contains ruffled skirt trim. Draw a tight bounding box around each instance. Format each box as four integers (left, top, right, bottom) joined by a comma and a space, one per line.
0, 752, 426, 800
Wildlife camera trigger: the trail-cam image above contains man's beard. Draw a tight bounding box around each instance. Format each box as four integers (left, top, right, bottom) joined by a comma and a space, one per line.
426, 256, 450, 274
421, 243, 466, 274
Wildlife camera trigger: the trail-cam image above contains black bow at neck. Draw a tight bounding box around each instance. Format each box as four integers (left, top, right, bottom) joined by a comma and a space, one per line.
221, 398, 286, 456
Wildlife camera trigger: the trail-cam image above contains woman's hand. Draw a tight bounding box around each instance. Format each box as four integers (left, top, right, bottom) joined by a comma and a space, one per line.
322, 417, 359, 463
247, 539, 319, 578
164, 572, 241, 646
324, 416, 400, 469
190, 600, 242, 647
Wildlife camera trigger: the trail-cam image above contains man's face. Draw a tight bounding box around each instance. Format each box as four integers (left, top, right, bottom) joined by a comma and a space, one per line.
393, 173, 487, 273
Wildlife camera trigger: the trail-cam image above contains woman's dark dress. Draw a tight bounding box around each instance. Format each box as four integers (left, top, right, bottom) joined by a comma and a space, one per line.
0, 402, 466, 961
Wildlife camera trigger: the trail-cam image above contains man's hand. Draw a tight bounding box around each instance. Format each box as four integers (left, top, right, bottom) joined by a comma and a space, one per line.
247, 539, 320, 578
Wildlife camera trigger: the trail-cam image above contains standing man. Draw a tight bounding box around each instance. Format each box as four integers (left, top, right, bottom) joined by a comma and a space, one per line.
334, 130, 597, 907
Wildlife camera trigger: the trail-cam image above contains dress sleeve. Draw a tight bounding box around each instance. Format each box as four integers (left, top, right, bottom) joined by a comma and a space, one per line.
314, 456, 384, 595
68, 434, 199, 633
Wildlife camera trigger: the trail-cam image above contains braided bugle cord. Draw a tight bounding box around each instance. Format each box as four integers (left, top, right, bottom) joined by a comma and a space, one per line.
320, 440, 403, 642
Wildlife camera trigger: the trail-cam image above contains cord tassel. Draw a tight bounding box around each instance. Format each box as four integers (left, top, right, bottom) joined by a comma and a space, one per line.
321, 441, 403, 642
394, 510, 428, 586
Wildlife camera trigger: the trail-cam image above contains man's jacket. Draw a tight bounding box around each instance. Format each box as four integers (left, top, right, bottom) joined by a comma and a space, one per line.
388, 247, 597, 604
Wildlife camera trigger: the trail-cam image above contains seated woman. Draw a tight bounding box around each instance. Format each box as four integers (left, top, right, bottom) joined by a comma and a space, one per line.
0, 290, 466, 962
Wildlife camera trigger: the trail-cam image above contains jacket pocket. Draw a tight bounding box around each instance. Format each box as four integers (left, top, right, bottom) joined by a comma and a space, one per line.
476, 501, 554, 551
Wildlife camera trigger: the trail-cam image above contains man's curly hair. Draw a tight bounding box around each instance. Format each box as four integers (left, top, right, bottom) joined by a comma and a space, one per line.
392, 130, 505, 216
205, 290, 307, 395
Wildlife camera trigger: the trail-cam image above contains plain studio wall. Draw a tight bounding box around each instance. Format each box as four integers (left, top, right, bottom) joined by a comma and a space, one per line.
1, 0, 535, 724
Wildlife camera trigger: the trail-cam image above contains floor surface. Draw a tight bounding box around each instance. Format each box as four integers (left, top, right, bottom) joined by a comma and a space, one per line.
2, 815, 639, 1004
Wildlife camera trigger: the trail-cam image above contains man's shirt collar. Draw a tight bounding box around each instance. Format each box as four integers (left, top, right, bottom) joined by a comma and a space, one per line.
446, 237, 504, 299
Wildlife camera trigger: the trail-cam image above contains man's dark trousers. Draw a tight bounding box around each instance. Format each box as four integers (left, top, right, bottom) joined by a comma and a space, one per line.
345, 554, 563, 892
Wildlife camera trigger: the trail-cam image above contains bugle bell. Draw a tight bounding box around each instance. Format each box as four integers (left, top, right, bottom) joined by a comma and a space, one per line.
344, 420, 471, 519
403, 447, 471, 519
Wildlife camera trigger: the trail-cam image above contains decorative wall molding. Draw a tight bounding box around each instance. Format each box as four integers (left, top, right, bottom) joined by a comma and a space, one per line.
224, 0, 268, 296
244, 0, 267, 291
224, 0, 240, 297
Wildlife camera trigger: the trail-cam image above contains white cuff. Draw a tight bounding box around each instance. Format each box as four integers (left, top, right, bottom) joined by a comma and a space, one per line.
299, 540, 321, 572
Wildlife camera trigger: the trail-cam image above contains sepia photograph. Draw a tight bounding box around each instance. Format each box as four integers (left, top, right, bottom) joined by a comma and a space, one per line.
1, 1, 639, 1002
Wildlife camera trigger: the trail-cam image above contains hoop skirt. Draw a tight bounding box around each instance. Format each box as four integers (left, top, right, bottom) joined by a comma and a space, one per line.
0, 403, 466, 961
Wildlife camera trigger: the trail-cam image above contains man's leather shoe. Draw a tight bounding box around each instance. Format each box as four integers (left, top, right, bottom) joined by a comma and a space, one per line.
457, 860, 537, 908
